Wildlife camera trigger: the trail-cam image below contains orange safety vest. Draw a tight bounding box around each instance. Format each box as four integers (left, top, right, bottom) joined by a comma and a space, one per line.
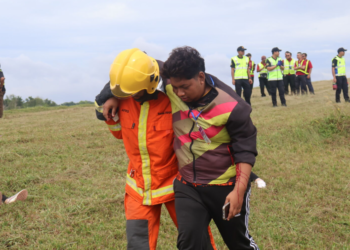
105, 92, 178, 206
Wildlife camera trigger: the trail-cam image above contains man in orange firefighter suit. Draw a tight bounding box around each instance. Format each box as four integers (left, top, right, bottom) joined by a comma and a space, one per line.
95, 49, 216, 250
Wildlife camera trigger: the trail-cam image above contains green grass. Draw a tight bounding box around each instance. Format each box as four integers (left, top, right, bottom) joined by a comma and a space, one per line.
1, 80, 350, 249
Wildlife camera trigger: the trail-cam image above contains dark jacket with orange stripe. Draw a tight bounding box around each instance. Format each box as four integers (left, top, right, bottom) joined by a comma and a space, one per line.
164, 73, 257, 184
95, 84, 178, 206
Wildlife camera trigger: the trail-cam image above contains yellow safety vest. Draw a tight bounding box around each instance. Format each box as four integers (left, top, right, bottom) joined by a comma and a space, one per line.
333, 56, 346, 76
267, 57, 283, 81
258, 63, 268, 77
283, 59, 296, 75
231, 56, 249, 80
296, 60, 309, 74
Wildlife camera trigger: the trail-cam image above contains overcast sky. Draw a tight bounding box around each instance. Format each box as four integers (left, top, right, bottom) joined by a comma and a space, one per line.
1, 0, 349, 104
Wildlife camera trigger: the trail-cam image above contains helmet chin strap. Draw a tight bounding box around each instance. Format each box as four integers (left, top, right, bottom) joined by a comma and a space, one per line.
134, 91, 159, 105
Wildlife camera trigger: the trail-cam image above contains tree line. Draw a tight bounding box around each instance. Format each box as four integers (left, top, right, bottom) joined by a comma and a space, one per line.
3, 95, 93, 110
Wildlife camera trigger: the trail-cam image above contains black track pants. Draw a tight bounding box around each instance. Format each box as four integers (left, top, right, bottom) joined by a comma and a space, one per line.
284, 74, 296, 94
235, 79, 251, 105
174, 179, 259, 250
259, 77, 269, 96
335, 76, 349, 102
296, 75, 307, 94
269, 80, 286, 106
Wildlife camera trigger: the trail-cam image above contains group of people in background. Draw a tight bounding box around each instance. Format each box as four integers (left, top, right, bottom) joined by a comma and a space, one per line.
231, 46, 348, 106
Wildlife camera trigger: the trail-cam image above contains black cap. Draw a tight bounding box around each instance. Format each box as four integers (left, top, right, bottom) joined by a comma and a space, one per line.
237, 46, 247, 52
338, 47, 347, 53
272, 47, 282, 53
246, 53, 252, 57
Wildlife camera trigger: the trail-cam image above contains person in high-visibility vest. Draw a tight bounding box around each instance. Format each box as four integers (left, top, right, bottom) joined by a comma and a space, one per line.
231, 46, 253, 105
266, 47, 287, 107
283, 51, 296, 95
257, 56, 270, 97
295, 52, 309, 95
246, 53, 255, 93
303, 53, 315, 94
332, 47, 349, 103
95, 49, 217, 250
0, 64, 6, 118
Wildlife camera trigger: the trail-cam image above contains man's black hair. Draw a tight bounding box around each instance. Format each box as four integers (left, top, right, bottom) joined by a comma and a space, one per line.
303, 53, 308, 57
162, 46, 205, 79
285, 51, 292, 56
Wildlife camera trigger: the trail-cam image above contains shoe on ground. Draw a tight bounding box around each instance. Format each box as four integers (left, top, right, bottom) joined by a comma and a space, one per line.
273, 104, 278, 107
336, 101, 341, 103
282, 103, 287, 107
5, 189, 28, 204
261, 95, 266, 97
255, 178, 266, 188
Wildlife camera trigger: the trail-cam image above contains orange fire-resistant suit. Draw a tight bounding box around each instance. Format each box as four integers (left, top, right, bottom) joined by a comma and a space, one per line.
96, 86, 216, 250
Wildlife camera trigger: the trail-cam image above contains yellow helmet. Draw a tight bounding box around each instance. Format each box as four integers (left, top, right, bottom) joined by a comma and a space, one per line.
109, 48, 160, 98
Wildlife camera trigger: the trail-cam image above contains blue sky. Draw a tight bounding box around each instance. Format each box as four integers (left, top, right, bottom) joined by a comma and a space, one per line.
1, 0, 349, 103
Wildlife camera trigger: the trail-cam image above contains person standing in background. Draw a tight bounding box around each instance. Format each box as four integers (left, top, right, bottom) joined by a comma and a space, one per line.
295, 52, 309, 95
332, 47, 349, 103
303, 53, 315, 94
0, 64, 6, 118
283, 52, 296, 95
231, 46, 253, 105
246, 53, 255, 93
266, 47, 287, 107
257, 56, 269, 97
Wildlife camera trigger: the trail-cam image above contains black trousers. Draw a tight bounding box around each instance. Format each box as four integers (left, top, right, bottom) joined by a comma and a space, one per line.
296, 75, 307, 94
269, 80, 286, 105
174, 179, 259, 250
284, 74, 296, 94
258, 77, 269, 96
235, 79, 251, 105
335, 76, 349, 102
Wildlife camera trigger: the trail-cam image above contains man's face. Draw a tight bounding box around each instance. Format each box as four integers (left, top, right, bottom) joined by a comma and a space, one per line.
302, 54, 306, 60
273, 51, 280, 57
238, 50, 245, 56
261, 56, 266, 62
131, 90, 146, 100
285, 53, 291, 60
339, 51, 345, 57
247, 56, 251, 60
297, 54, 301, 60
170, 72, 206, 103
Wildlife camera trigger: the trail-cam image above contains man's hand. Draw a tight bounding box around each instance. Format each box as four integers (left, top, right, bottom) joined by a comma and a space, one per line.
307, 75, 310, 79
103, 97, 119, 121
224, 189, 244, 221
224, 163, 252, 221
249, 79, 253, 85
232, 79, 235, 85
333, 77, 337, 83
301, 66, 306, 70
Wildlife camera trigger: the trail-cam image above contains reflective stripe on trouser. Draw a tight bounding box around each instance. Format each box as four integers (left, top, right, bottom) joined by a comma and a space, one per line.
0, 89, 4, 118
125, 193, 178, 250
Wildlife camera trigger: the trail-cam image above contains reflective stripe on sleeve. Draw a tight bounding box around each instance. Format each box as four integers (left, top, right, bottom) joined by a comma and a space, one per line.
95, 101, 103, 113
108, 123, 121, 131
138, 101, 152, 205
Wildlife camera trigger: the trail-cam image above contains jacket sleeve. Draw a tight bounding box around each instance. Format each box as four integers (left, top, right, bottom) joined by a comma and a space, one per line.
226, 102, 258, 167
105, 117, 122, 139
95, 82, 115, 121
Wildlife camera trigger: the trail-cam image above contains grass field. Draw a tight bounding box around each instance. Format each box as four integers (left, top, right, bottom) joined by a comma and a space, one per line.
1, 80, 350, 250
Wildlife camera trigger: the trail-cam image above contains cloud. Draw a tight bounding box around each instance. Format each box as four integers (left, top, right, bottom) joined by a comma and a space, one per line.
132, 38, 169, 61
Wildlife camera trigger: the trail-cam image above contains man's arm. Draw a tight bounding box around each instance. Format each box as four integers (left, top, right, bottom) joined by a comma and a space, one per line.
253, 63, 256, 72
332, 58, 337, 83
231, 68, 235, 85
247, 68, 252, 84
224, 101, 257, 220
266, 59, 275, 71
230, 59, 236, 85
